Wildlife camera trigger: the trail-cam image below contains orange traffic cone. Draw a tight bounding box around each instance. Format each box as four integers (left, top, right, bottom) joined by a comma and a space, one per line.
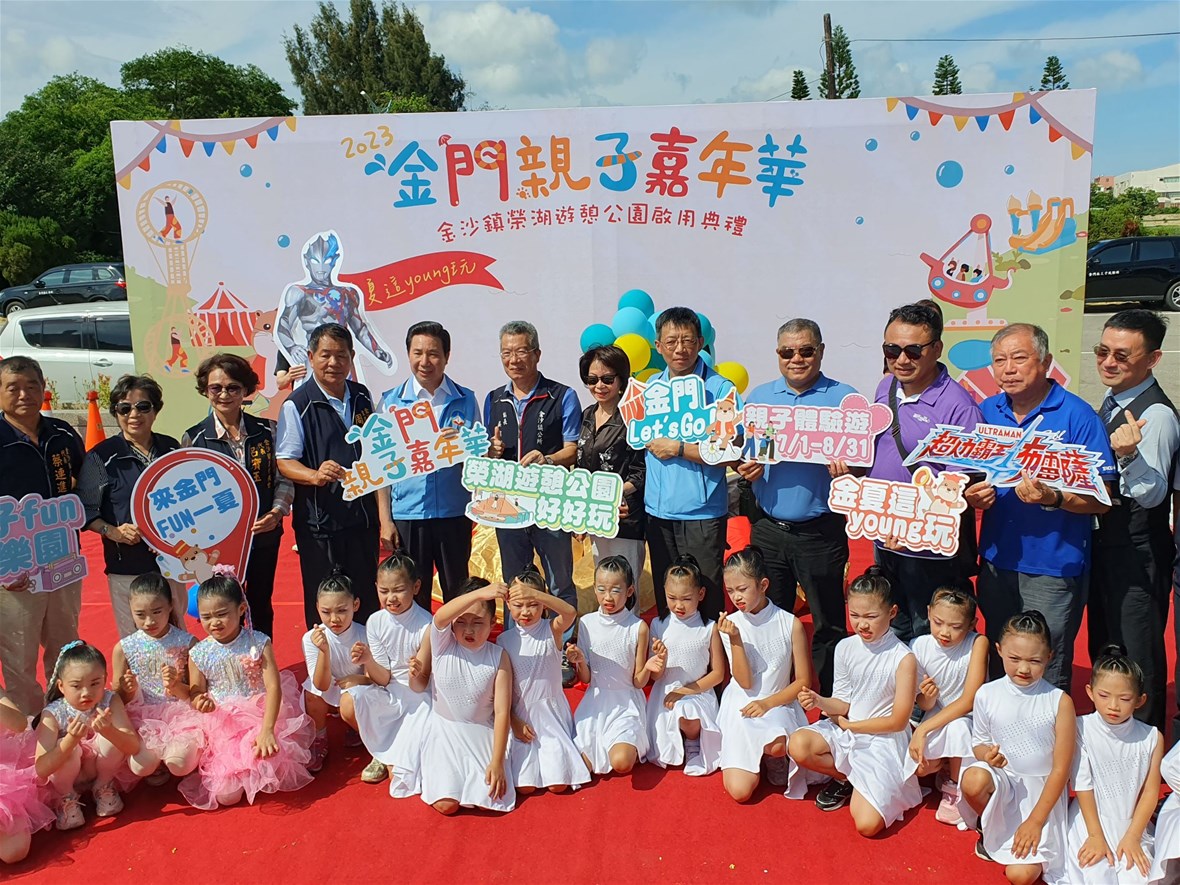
41, 390, 53, 413
85, 389, 106, 450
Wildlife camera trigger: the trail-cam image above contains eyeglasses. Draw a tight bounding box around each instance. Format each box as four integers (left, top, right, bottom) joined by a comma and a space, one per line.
584, 374, 617, 387
207, 383, 245, 397
882, 340, 937, 361
114, 400, 153, 416
776, 345, 820, 360
1092, 344, 1143, 364
500, 348, 537, 361
659, 336, 700, 349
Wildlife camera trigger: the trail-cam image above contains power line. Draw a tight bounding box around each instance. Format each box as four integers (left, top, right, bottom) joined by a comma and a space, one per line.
850, 31, 1179, 43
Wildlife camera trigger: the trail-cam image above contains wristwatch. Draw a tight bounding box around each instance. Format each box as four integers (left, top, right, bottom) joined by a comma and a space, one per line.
1040, 488, 1064, 511
1116, 452, 1138, 471
543, 455, 555, 466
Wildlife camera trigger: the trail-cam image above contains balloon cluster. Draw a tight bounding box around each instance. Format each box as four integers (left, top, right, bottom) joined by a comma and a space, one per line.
578, 289, 750, 393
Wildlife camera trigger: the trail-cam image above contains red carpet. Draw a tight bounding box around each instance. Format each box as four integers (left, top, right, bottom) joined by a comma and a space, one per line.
7, 527, 1175, 885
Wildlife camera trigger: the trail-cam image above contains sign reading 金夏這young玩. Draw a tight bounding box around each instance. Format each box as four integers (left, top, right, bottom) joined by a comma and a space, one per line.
827, 467, 969, 556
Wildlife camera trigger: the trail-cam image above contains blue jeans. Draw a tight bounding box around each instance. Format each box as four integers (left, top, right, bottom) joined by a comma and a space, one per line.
495, 525, 576, 642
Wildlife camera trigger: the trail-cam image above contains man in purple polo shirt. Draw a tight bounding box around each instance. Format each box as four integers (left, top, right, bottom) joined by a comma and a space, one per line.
964, 324, 1113, 691
869, 302, 982, 641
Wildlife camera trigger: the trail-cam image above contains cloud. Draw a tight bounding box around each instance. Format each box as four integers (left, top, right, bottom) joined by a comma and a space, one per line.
584, 36, 645, 87
960, 62, 998, 93
1072, 50, 1145, 91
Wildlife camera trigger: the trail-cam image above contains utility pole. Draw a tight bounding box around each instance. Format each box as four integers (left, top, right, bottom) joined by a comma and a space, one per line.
823, 13, 836, 99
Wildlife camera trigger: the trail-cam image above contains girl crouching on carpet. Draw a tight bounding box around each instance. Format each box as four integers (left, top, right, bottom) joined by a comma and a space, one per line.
570, 555, 656, 776
788, 567, 922, 836
0, 686, 53, 862
180, 571, 315, 810
416, 577, 515, 815
35, 642, 140, 828
112, 573, 203, 785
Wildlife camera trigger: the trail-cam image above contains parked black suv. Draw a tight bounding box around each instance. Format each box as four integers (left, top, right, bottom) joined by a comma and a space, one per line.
1086, 236, 1180, 311
0, 263, 126, 317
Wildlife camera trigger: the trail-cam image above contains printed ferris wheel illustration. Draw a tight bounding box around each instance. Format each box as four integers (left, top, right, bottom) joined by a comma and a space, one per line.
135, 180, 218, 348
919, 214, 1015, 329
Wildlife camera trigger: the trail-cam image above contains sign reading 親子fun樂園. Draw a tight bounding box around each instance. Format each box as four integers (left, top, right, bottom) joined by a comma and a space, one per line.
0, 493, 88, 592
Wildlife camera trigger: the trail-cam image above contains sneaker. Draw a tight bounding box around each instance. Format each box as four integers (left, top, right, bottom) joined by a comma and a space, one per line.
93, 783, 124, 817
55, 793, 85, 830
308, 735, 329, 774
344, 728, 364, 749
764, 754, 789, 787
974, 836, 993, 862
146, 765, 171, 787
683, 739, 705, 777
815, 778, 854, 811
361, 756, 389, 784
561, 652, 576, 688
935, 780, 964, 827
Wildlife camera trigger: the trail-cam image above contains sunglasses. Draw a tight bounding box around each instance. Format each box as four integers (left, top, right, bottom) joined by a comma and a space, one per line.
777, 345, 819, 360
882, 340, 937, 361
584, 374, 618, 387
1092, 344, 1143, 364
114, 400, 153, 416
207, 383, 245, 397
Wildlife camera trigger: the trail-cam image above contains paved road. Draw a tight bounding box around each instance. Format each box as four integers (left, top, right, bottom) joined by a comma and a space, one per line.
1079, 308, 1179, 409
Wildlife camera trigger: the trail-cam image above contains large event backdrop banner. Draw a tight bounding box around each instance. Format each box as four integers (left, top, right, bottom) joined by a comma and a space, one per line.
110, 90, 1097, 436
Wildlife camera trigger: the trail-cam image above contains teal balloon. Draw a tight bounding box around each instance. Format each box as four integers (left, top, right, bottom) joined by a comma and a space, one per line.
647, 315, 659, 342
612, 307, 651, 339
618, 289, 655, 317
697, 312, 716, 347
700, 350, 715, 369
647, 349, 666, 371
948, 339, 992, 371
580, 323, 615, 352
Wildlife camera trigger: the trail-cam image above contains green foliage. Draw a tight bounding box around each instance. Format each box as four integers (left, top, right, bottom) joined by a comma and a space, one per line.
932, 55, 962, 95
1090, 203, 1140, 240
790, 70, 811, 101
1038, 56, 1069, 91
286, 0, 466, 114
820, 25, 860, 99
0, 212, 77, 286
120, 47, 296, 119
1090, 182, 1114, 210
1118, 187, 1160, 218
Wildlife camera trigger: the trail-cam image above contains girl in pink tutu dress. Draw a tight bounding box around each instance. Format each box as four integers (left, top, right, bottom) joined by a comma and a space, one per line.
34, 642, 142, 829
179, 572, 314, 810
111, 573, 204, 784
0, 687, 53, 863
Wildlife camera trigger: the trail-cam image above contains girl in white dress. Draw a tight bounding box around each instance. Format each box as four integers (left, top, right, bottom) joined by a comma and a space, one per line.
415, 577, 514, 814
647, 555, 725, 777
497, 566, 590, 794
717, 547, 813, 802
960, 611, 1076, 885
569, 555, 658, 776
906, 586, 989, 827
1054, 646, 1164, 885
349, 553, 431, 792
789, 567, 922, 837
300, 573, 372, 773
1149, 739, 1180, 885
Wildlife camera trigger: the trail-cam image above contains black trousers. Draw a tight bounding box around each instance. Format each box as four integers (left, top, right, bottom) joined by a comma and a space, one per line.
873, 547, 970, 643
1089, 536, 1173, 731
750, 513, 849, 694
395, 516, 472, 608
293, 523, 380, 629
244, 532, 282, 639
646, 515, 727, 621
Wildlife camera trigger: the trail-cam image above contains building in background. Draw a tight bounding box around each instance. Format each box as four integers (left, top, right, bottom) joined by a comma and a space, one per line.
1092, 175, 1114, 193
1113, 163, 1180, 207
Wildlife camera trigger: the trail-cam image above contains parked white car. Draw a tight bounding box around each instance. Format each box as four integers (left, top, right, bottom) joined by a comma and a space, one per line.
0, 302, 135, 405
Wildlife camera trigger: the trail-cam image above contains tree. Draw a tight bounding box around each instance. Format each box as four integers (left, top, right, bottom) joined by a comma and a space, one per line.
120, 47, 296, 119
790, 70, 811, 100
820, 24, 860, 99
932, 55, 962, 95
0, 212, 76, 286
1038, 56, 1069, 91
285, 0, 466, 115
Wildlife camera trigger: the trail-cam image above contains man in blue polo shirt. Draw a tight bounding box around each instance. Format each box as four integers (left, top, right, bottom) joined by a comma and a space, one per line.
965, 323, 1113, 691
645, 306, 735, 621
484, 320, 581, 625
870, 302, 982, 642
737, 318, 854, 693
381, 321, 480, 608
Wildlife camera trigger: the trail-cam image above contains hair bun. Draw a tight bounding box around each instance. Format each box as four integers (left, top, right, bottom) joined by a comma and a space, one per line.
1096, 642, 1128, 659
673, 553, 700, 569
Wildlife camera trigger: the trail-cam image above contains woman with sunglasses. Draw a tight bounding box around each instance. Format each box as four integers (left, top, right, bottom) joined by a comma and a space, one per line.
181, 354, 293, 638
79, 375, 186, 638
575, 345, 646, 602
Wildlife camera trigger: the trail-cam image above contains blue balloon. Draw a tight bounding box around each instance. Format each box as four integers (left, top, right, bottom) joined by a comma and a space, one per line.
696, 312, 716, 347
186, 583, 201, 619
947, 339, 992, 372
612, 307, 651, 339
618, 289, 655, 317
936, 160, 964, 189
580, 323, 615, 353
700, 349, 715, 369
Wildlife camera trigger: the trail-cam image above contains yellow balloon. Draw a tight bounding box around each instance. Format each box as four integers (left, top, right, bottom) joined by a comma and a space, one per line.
715, 361, 750, 394
614, 333, 651, 373
635, 368, 659, 382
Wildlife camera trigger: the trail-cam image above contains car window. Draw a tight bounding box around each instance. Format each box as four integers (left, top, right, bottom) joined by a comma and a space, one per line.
1136, 240, 1176, 262
94, 316, 133, 352
37, 318, 87, 349
36, 270, 68, 287
18, 320, 42, 347
94, 267, 117, 281
65, 267, 115, 283
1092, 243, 1133, 266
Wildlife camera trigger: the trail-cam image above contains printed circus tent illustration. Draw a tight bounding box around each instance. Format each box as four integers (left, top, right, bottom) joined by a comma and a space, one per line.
194, 282, 254, 346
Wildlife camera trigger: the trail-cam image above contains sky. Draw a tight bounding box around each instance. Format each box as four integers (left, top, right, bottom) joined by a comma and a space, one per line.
2, 0, 1177, 176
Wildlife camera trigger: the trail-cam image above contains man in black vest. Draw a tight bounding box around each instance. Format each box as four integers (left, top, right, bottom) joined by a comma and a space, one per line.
483, 321, 581, 633
277, 323, 394, 627
1090, 309, 1179, 731
0, 356, 86, 714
